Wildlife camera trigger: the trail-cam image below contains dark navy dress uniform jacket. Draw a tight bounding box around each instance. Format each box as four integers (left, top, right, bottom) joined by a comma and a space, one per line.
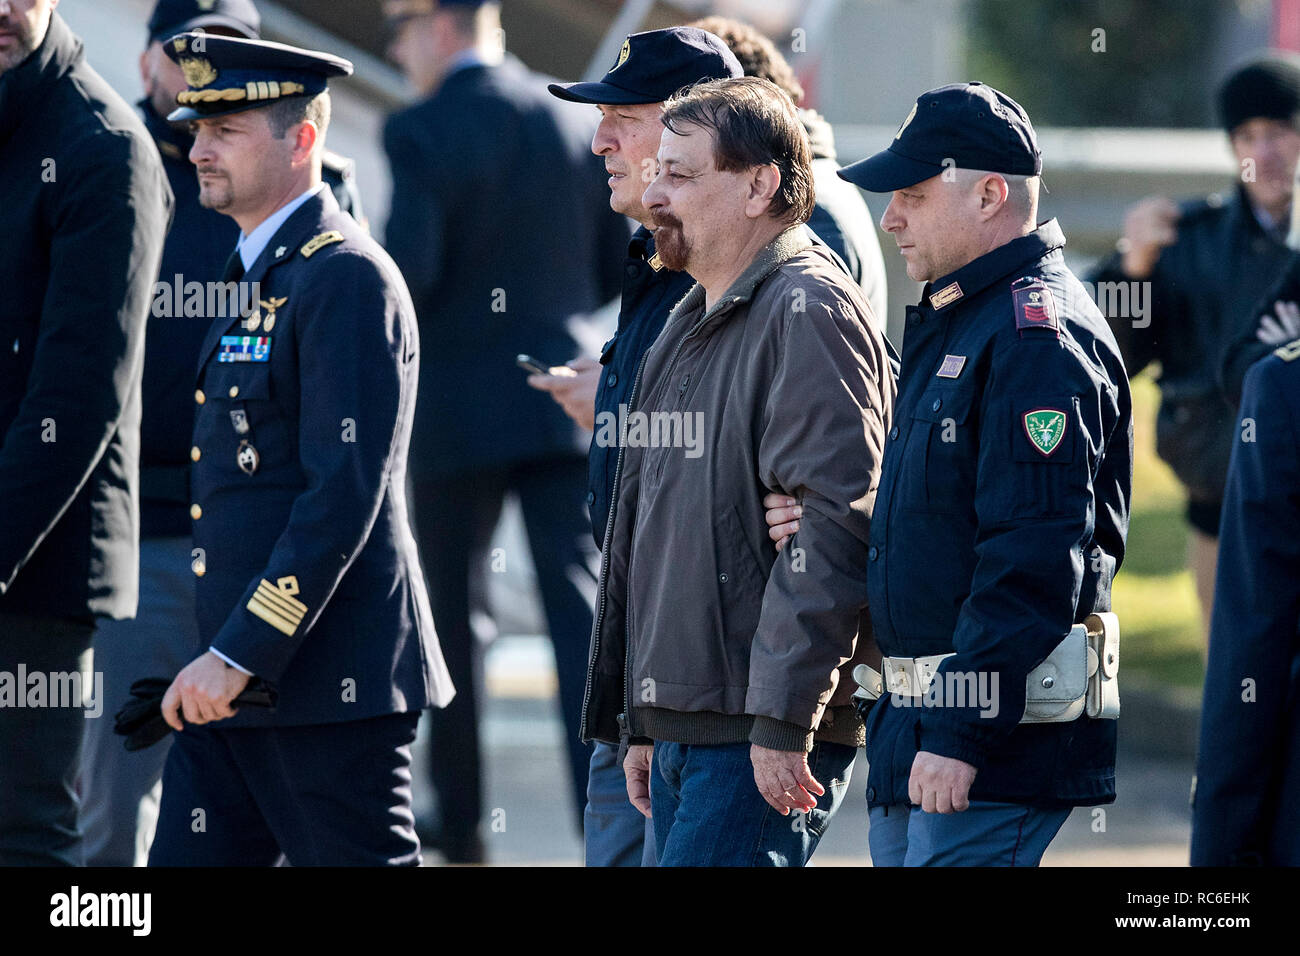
190, 188, 454, 727
864, 220, 1133, 808
1192, 345, 1300, 865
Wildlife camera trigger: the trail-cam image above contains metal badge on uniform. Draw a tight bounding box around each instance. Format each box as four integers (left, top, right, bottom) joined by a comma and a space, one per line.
936, 354, 967, 379
229, 408, 250, 435
260, 296, 287, 333
237, 439, 260, 475
219, 335, 272, 362
929, 281, 963, 310
1012, 277, 1060, 337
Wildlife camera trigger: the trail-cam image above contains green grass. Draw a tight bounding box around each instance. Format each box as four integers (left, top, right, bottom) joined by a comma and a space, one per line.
1112, 374, 1206, 690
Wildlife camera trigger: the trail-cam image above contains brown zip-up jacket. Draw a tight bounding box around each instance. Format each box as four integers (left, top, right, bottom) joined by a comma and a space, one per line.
580, 226, 895, 752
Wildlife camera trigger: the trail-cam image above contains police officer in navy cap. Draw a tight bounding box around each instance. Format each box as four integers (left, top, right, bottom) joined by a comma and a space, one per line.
537, 26, 742, 867
145, 31, 453, 866
382, 0, 629, 862
1192, 339, 1300, 866
834, 83, 1132, 865
77, 0, 366, 868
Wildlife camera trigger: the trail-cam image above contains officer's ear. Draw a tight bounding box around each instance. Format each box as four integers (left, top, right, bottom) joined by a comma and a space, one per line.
977, 173, 1010, 218
291, 120, 321, 166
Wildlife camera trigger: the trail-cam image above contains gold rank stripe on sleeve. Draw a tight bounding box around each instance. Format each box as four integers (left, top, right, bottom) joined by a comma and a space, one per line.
300, 231, 345, 258
246, 576, 308, 636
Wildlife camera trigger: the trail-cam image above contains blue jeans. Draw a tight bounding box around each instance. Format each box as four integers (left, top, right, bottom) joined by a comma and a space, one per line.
868, 801, 1070, 866
583, 741, 656, 866
650, 739, 856, 866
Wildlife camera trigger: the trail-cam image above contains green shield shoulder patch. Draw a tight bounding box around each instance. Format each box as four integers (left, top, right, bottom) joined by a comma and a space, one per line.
1023, 408, 1068, 456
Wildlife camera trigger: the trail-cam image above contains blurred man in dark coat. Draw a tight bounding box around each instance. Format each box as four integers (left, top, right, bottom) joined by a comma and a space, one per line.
382, 0, 627, 861
0, 0, 171, 865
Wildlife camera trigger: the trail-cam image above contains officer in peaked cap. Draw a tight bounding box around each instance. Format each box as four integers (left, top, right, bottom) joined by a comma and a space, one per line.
145, 33, 453, 867
78, 0, 366, 869
837, 83, 1132, 866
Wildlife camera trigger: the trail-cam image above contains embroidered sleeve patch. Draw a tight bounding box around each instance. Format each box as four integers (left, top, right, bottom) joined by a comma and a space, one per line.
1011, 277, 1059, 336
1023, 408, 1068, 456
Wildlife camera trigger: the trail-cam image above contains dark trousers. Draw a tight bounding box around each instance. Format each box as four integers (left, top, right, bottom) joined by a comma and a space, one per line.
0, 612, 95, 865
148, 712, 421, 866
411, 456, 598, 844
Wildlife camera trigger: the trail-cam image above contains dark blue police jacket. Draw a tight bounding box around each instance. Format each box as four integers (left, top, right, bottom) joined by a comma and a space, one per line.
1192, 344, 1300, 865
864, 220, 1132, 808
190, 188, 454, 727
587, 226, 695, 546
382, 55, 629, 483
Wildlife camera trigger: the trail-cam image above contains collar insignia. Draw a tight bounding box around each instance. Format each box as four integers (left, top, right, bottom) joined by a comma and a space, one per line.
929, 281, 963, 309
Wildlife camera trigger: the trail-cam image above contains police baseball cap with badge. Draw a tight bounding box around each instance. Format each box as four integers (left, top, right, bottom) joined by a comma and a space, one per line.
147, 0, 260, 44
838, 81, 1042, 193
547, 26, 743, 105
164, 32, 353, 123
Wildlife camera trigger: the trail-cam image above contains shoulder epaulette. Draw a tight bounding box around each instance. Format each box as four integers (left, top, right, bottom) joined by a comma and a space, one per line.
300, 231, 345, 258
1274, 339, 1300, 362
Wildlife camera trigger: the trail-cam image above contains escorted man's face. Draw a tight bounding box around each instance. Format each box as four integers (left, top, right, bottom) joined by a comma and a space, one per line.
0, 0, 57, 75
880, 172, 978, 283
189, 109, 293, 216
1230, 117, 1300, 214
642, 124, 752, 273
592, 102, 664, 223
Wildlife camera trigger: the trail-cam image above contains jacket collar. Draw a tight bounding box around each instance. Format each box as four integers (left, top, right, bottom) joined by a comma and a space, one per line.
198, 188, 340, 369
672, 225, 812, 329
0, 13, 82, 147
921, 218, 1067, 314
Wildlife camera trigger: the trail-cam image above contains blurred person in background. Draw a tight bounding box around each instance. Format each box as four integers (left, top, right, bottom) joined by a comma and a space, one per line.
689, 15, 888, 327
540, 26, 742, 866
1088, 55, 1299, 641
77, 0, 367, 868
0, 0, 170, 864
382, 0, 628, 863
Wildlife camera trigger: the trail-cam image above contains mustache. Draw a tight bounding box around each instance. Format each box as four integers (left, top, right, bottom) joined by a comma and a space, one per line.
649, 209, 682, 231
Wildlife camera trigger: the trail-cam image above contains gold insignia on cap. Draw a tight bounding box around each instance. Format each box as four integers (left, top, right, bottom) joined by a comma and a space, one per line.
247, 575, 308, 636
180, 56, 218, 89
895, 102, 918, 140
197, 0, 217, 10
300, 231, 345, 258
613, 38, 630, 71
173, 36, 188, 54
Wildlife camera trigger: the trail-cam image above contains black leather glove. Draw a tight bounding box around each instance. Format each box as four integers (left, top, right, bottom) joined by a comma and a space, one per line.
113, 675, 278, 751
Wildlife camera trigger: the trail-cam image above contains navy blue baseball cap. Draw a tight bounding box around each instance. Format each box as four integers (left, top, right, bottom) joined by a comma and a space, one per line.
147, 0, 260, 44
164, 32, 352, 122
838, 82, 1042, 192
548, 27, 742, 105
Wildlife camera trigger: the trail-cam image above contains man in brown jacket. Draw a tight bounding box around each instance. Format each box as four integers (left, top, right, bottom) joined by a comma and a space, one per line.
581, 76, 894, 866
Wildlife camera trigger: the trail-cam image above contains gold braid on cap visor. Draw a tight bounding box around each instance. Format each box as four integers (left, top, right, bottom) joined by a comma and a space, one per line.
177, 80, 307, 104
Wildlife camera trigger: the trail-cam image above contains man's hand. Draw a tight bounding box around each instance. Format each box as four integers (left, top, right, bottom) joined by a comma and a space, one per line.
623, 743, 654, 819
1118, 196, 1180, 278
908, 751, 977, 814
762, 492, 801, 552
751, 744, 823, 815
1257, 300, 1300, 345
161, 651, 252, 731
527, 357, 600, 431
